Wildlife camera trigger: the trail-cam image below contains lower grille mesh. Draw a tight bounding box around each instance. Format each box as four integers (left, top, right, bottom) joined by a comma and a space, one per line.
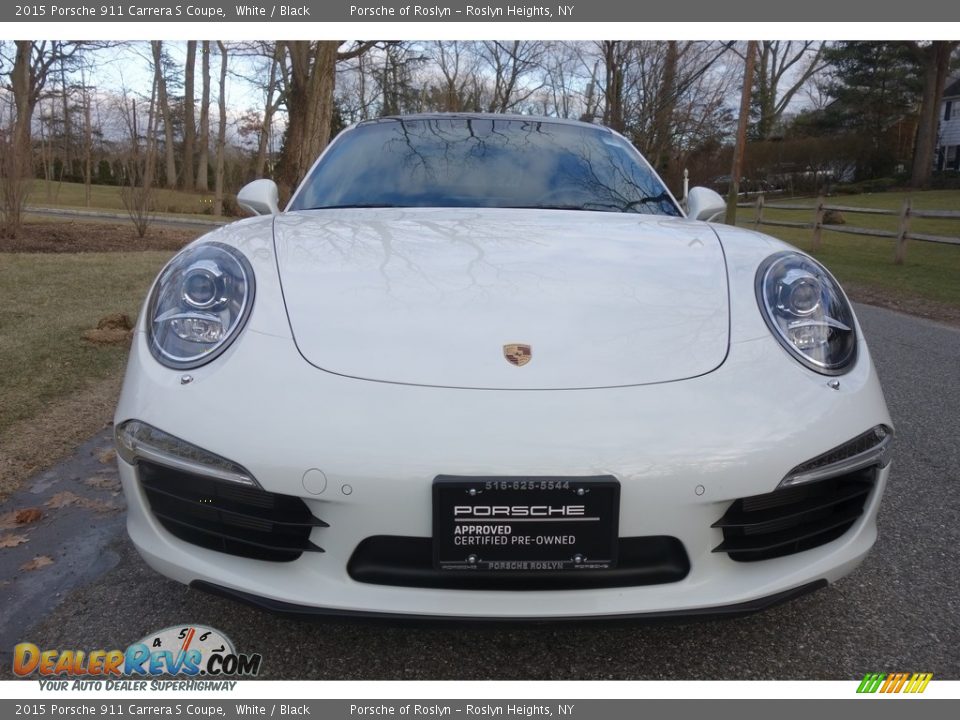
139, 461, 325, 562
712, 469, 875, 562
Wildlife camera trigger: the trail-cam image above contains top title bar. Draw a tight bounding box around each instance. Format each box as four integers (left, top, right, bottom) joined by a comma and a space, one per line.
5, 0, 959, 23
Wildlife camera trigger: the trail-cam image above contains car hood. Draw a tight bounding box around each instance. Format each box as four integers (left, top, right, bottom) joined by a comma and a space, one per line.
273, 208, 729, 389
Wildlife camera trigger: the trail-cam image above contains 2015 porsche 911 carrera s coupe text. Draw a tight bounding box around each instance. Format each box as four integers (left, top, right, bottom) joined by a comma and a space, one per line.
115, 114, 893, 619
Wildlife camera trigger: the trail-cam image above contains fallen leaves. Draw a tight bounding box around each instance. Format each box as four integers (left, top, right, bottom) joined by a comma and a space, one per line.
0, 489, 117, 551
46, 491, 80, 509
46, 491, 117, 513
0, 508, 42, 547
16, 508, 43, 524
0, 533, 30, 548
97, 448, 117, 465
0, 507, 44, 530
84, 475, 121, 492
21, 555, 54, 571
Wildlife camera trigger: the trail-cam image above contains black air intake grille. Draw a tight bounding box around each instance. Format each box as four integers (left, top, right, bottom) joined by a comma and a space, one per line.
712, 469, 875, 562
139, 461, 326, 562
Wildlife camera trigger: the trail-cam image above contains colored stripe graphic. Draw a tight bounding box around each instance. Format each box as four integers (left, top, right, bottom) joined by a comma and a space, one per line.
857, 672, 932, 693
882, 672, 902, 692
857, 673, 885, 693
907, 673, 933, 693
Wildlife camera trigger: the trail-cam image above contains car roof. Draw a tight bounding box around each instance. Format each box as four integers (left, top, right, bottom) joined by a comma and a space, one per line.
356, 113, 614, 134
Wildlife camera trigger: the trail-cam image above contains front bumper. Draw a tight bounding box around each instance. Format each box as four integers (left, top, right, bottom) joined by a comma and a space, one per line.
189, 578, 829, 623
116, 323, 892, 619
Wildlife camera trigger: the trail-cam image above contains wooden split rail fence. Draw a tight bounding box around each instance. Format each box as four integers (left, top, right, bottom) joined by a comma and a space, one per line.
738, 195, 960, 264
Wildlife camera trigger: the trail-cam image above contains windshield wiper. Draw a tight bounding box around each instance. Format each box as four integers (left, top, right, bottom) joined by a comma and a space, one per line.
514, 196, 674, 213
504, 203, 621, 212
622, 192, 673, 210
308, 203, 401, 210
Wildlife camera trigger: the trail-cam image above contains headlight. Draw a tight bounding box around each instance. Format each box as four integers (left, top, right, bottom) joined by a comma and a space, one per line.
147, 242, 255, 369
756, 251, 857, 374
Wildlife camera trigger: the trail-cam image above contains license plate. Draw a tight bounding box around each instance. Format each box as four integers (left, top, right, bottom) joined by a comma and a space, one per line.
432, 476, 620, 571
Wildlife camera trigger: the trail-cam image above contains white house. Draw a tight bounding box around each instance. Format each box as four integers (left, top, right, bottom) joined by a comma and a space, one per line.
936, 77, 960, 171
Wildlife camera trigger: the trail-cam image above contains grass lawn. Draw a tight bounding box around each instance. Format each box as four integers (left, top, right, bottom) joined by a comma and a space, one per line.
28, 178, 220, 217
736, 189, 960, 307
0, 251, 172, 436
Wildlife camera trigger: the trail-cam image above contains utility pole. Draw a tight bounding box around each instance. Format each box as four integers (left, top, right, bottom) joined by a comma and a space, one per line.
726, 40, 757, 226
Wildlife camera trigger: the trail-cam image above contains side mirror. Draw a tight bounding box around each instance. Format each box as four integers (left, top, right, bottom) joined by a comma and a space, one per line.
237, 179, 280, 216
686, 186, 726, 223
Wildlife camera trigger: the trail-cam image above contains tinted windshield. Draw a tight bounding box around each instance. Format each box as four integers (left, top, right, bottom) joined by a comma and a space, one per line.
290, 117, 681, 216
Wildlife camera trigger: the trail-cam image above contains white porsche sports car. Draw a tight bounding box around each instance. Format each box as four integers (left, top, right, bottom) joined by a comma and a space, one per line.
115, 114, 893, 620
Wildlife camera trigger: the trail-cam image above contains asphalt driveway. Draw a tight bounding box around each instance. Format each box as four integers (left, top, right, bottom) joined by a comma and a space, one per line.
1, 303, 957, 680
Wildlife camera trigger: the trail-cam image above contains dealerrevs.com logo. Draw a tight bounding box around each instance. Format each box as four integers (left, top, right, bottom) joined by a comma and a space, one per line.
14, 625, 262, 690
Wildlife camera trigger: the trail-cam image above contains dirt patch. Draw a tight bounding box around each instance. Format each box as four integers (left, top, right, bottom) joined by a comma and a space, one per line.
0, 221, 198, 253
0, 374, 122, 501
83, 314, 135, 345
846, 284, 960, 329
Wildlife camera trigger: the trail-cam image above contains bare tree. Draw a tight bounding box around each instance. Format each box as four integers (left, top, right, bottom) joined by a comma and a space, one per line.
79, 64, 94, 207
479, 41, 546, 113
197, 40, 210, 191
648, 41, 680, 172
182, 40, 197, 190
37, 96, 57, 200
541, 42, 584, 119
726, 41, 758, 226
431, 41, 480, 112
119, 79, 159, 238
254, 43, 282, 178
584, 41, 736, 184
644, 42, 736, 176
600, 41, 628, 131
377, 43, 427, 116
579, 57, 603, 122
214, 41, 228, 217
1, 41, 88, 237
751, 41, 825, 139
150, 41, 177, 188
274, 40, 377, 197
58, 56, 73, 174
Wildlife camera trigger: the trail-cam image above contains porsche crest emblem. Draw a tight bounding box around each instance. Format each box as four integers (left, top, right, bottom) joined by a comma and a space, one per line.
503, 343, 532, 367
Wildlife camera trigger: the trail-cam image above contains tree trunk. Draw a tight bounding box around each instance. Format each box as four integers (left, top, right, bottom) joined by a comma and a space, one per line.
196, 40, 211, 191
602, 41, 625, 132
83, 85, 93, 207
910, 41, 957, 188
726, 41, 758, 226
650, 41, 678, 174
275, 40, 339, 197
41, 97, 54, 198
145, 75, 159, 188
151, 42, 177, 189
214, 42, 228, 217
254, 44, 280, 179
3, 42, 36, 238
182, 40, 197, 190
59, 57, 72, 173
755, 42, 773, 139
